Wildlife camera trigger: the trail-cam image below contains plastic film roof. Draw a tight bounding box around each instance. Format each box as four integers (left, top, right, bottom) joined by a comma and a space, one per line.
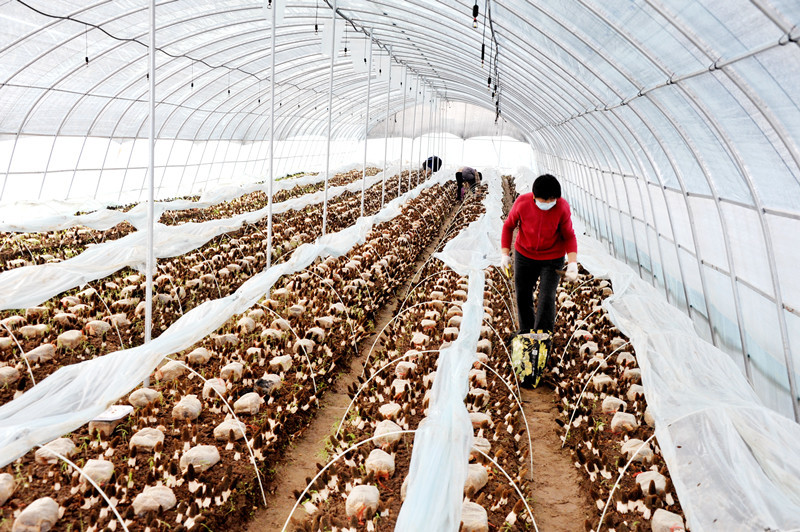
2, 0, 800, 529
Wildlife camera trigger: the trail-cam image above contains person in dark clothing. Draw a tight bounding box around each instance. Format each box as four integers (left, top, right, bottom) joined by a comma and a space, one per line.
421, 155, 442, 174
455, 166, 481, 201
500, 174, 578, 333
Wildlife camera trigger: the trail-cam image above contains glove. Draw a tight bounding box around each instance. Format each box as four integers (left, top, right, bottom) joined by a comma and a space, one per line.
500, 254, 511, 276
565, 261, 579, 282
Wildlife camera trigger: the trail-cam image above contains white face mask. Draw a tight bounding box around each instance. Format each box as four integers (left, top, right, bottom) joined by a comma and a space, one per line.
536, 199, 556, 211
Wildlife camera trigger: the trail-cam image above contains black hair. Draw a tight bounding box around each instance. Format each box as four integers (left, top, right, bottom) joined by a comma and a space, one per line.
532, 174, 561, 199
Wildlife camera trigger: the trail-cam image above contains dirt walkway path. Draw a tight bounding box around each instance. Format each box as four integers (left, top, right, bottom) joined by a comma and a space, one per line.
504, 174, 592, 531
247, 200, 459, 532
521, 385, 593, 531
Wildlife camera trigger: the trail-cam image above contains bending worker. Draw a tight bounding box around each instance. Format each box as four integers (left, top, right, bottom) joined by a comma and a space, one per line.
501, 173, 578, 334
421, 155, 442, 174
455, 166, 481, 201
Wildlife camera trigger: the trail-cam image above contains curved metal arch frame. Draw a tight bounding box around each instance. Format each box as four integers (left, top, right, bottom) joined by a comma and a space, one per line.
14, 0, 564, 152
512, 27, 700, 326
573, 0, 759, 381
512, 4, 722, 341
542, 101, 697, 318
641, 0, 800, 419
564, 105, 668, 293
6, 1, 792, 156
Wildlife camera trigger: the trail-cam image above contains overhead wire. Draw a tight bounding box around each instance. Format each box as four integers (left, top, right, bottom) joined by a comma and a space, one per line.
13, 0, 265, 83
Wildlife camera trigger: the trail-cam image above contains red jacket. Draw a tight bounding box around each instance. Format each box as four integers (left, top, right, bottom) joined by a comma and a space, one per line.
502, 194, 577, 260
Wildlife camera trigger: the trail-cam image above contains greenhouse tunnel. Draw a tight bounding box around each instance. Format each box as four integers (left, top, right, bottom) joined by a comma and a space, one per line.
1, 0, 799, 531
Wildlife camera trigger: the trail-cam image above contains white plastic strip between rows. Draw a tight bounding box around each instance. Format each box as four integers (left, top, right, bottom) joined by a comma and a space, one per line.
577, 231, 800, 531
0, 165, 403, 310
0, 161, 370, 233
511, 171, 800, 530
0, 170, 448, 468
396, 170, 504, 531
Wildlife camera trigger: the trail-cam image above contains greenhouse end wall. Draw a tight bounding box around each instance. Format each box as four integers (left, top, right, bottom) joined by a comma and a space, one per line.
0, 135, 533, 207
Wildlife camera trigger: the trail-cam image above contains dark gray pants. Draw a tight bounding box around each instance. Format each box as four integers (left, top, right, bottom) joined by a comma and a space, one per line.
514, 250, 564, 333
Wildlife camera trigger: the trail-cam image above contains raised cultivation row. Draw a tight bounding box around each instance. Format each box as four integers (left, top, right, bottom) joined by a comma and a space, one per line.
0, 175, 416, 407
0, 168, 373, 273
285, 184, 536, 531
162, 169, 378, 226
0, 222, 136, 273
550, 275, 686, 532
0, 181, 454, 531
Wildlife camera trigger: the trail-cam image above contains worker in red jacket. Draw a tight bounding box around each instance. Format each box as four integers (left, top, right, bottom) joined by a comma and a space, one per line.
501, 174, 578, 334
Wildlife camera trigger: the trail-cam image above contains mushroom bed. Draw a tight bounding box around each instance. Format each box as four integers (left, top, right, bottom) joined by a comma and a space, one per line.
287, 184, 528, 531
0, 173, 688, 532
0, 168, 412, 405
0, 168, 376, 274
0, 170, 442, 530
549, 275, 687, 532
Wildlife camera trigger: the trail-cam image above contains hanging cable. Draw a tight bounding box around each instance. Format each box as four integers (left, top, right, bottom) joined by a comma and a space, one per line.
16, 0, 262, 83
487, 22, 493, 91
485, 0, 501, 121
480, 0, 487, 66
315, 0, 319, 34
84, 23, 89, 65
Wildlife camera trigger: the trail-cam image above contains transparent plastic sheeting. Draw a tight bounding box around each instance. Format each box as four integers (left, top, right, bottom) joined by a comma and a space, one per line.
396, 171, 503, 531
516, 165, 800, 532
578, 233, 800, 531
0, 162, 366, 233
0, 165, 400, 311
0, 171, 449, 468
515, 170, 800, 529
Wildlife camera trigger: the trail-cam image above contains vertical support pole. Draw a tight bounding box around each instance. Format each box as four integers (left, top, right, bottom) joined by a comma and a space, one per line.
434, 97, 438, 166
381, 46, 391, 208
416, 83, 423, 186
143, 0, 156, 387
322, 0, 337, 235
498, 119, 504, 172
440, 100, 445, 166
361, 32, 373, 217
439, 100, 443, 164
266, 0, 276, 271
427, 91, 434, 178
461, 103, 467, 161
431, 95, 437, 172
398, 67, 407, 196
408, 80, 424, 190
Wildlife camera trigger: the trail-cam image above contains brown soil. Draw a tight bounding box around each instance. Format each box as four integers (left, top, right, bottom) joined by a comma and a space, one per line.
522, 385, 594, 532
